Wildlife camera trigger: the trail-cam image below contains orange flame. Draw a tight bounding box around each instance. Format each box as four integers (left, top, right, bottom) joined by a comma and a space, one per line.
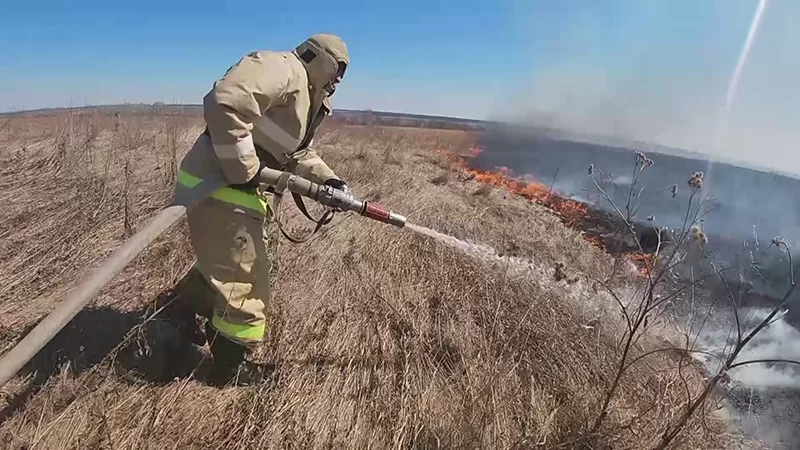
584, 235, 605, 249
626, 252, 655, 276
433, 144, 653, 277
457, 161, 587, 224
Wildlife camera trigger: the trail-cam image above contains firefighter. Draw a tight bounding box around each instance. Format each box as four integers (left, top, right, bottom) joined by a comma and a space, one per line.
171, 34, 350, 385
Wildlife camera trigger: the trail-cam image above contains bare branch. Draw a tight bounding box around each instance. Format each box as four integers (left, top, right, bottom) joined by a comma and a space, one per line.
705, 256, 742, 342
735, 270, 796, 357
589, 154, 707, 433
624, 160, 640, 221
656, 242, 798, 449
773, 239, 794, 285
580, 273, 633, 333
589, 173, 658, 289
623, 346, 725, 373
644, 263, 737, 313
545, 165, 560, 203
728, 358, 800, 370
646, 190, 703, 290
589, 175, 636, 236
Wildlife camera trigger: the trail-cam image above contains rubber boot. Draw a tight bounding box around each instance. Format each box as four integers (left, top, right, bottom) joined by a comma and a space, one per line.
137, 316, 205, 382
205, 322, 272, 386
156, 291, 207, 346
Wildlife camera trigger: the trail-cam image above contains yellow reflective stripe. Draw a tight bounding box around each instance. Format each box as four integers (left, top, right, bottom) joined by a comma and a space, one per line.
177, 169, 266, 214
177, 169, 202, 187
212, 313, 265, 341
211, 186, 267, 214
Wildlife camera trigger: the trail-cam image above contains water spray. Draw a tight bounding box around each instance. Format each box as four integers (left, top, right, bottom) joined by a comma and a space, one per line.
706, 0, 769, 188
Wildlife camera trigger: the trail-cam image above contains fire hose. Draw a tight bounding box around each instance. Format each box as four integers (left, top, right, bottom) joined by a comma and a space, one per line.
0, 167, 406, 388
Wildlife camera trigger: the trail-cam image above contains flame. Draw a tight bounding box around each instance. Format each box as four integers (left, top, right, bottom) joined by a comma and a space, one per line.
626, 252, 655, 276
433, 144, 653, 277
584, 235, 605, 249
455, 155, 587, 224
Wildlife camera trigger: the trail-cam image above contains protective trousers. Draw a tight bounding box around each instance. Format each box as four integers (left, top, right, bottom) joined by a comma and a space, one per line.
176, 187, 277, 348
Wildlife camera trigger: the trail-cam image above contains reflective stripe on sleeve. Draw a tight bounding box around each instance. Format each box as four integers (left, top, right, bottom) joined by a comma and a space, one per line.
212, 133, 255, 159
254, 115, 301, 153
177, 169, 267, 214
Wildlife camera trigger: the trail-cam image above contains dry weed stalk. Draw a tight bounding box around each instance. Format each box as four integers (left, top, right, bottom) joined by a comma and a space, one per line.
0, 119, 11, 137
123, 155, 134, 237
583, 151, 798, 449
154, 114, 182, 187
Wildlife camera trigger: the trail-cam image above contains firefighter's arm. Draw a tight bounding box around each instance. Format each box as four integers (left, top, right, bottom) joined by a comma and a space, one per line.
289, 142, 340, 186
203, 51, 291, 185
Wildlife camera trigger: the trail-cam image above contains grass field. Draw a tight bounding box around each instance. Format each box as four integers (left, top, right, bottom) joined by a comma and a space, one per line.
0, 109, 751, 449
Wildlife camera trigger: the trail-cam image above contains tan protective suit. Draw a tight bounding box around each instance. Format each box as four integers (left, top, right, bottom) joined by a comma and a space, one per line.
174, 34, 349, 347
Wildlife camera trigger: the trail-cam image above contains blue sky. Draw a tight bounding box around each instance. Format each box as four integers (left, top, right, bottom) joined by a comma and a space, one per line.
1, 1, 798, 172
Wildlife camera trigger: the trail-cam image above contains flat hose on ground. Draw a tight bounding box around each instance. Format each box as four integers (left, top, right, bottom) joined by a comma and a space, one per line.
0, 205, 188, 388
0, 167, 405, 388
0, 171, 226, 389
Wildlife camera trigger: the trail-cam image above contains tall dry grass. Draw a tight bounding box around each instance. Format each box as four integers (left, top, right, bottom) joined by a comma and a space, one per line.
0, 111, 200, 329
0, 111, 744, 449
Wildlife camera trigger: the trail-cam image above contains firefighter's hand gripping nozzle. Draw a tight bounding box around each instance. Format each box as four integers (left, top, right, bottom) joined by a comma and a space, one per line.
259, 167, 406, 228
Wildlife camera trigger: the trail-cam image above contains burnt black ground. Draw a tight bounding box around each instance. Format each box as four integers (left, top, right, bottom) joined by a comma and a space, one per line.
475, 128, 800, 247
475, 128, 800, 449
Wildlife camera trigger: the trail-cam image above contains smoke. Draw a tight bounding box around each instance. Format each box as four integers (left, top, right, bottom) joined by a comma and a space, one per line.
502, 1, 800, 176
706, 0, 770, 192
731, 321, 800, 389
690, 306, 800, 449
711, 0, 770, 154
481, 1, 800, 445
473, 125, 800, 447
691, 307, 800, 389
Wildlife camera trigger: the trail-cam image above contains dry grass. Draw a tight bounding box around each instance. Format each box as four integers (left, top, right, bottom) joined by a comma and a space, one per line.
429, 172, 450, 186
0, 111, 745, 449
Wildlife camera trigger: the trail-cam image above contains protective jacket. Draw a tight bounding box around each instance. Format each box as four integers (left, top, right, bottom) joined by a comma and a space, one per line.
173, 34, 349, 347
177, 34, 350, 217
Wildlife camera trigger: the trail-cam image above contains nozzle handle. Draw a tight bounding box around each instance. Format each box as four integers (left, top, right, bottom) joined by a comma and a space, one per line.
258, 167, 406, 228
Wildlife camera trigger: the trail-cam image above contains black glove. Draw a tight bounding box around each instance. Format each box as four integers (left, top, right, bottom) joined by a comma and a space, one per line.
324, 178, 351, 212
229, 159, 267, 190
324, 178, 348, 192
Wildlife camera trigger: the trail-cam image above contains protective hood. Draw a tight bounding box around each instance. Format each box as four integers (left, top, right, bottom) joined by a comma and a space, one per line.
292, 34, 349, 95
